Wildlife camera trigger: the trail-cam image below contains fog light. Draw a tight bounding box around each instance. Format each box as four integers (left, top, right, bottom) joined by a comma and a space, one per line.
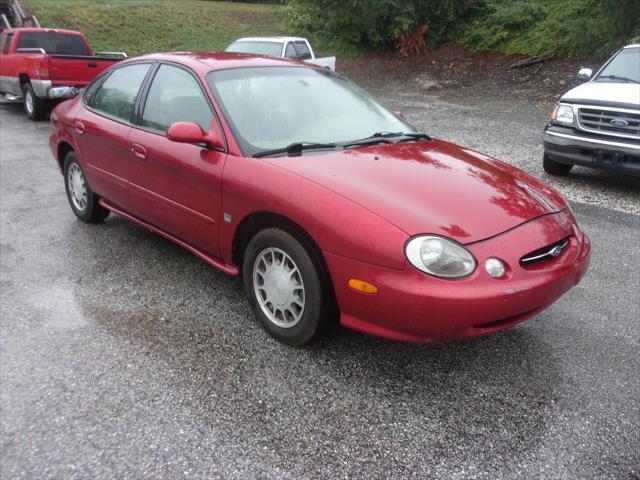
485, 258, 506, 278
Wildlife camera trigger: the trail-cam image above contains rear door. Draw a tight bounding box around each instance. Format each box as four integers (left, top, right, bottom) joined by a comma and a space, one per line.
73, 62, 152, 208
127, 63, 226, 255
0, 32, 19, 95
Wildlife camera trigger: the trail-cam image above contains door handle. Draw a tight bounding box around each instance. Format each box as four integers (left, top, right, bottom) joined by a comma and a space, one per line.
131, 143, 148, 160
88, 62, 97, 68
74, 121, 85, 135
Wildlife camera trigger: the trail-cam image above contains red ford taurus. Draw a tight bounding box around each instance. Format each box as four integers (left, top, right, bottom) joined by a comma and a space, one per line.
49, 52, 591, 345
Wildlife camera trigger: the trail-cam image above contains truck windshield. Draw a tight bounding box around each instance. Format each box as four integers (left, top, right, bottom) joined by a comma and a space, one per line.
595, 48, 640, 83
225, 41, 282, 57
17, 32, 90, 55
207, 66, 412, 156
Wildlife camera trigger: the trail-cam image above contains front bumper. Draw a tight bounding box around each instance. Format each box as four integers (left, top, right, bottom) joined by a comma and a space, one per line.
326, 209, 590, 343
543, 125, 640, 176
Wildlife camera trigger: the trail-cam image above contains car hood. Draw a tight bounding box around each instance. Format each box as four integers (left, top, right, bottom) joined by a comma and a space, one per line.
561, 81, 640, 106
267, 140, 567, 244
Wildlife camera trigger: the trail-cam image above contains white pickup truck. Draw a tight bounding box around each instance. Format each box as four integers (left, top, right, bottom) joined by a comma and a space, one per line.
225, 36, 336, 71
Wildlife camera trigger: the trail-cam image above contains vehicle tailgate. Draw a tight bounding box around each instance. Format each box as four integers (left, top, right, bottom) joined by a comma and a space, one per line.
48, 55, 120, 86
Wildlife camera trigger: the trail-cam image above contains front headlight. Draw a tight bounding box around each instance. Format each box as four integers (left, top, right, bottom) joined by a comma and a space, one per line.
405, 235, 476, 279
551, 104, 574, 126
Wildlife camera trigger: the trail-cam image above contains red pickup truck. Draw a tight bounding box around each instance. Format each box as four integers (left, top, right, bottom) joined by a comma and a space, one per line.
0, 27, 125, 120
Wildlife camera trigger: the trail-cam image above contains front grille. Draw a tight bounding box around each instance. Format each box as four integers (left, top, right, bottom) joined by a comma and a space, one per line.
578, 107, 640, 139
520, 238, 569, 266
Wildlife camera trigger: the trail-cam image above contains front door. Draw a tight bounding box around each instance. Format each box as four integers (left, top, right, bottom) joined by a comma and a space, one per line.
127, 63, 226, 256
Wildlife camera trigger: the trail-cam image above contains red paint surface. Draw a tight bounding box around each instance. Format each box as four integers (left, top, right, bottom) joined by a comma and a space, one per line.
50, 52, 591, 343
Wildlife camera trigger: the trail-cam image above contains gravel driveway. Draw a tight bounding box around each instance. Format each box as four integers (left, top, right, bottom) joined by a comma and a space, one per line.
1, 83, 639, 480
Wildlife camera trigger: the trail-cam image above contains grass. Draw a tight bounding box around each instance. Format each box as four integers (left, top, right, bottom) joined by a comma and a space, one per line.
24, 0, 288, 56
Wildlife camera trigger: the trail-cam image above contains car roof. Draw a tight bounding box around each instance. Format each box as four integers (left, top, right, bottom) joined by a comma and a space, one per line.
124, 51, 311, 74
231, 36, 307, 43
3, 27, 83, 35
622, 44, 639, 49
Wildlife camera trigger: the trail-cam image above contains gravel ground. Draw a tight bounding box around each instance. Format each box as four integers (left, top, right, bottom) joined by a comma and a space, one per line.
1, 82, 639, 480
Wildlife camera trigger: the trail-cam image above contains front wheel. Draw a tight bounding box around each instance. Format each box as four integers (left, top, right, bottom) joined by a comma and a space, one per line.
543, 153, 573, 176
243, 228, 328, 346
22, 83, 48, 121
63, 152, 110, 223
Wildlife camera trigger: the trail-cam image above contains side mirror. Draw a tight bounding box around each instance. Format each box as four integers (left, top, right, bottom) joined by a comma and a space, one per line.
167, 121, 224, 149
577, 68, 593, 81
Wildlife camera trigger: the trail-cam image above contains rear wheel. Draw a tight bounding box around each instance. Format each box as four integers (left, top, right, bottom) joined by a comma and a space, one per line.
63, 152, 110, 223
243, 228, 328, 345
543, 153, 573, 176
22, 83, 48, 121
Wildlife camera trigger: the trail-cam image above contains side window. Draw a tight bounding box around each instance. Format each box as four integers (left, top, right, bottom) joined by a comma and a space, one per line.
284, 42, 297, 58
83, 72, 109, 106
2, 33, 13, 54
141, 64, 213, 133
91, 63, 151, 122
294, 41, 312, 60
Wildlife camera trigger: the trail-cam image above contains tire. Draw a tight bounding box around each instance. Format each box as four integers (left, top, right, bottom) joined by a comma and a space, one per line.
63, 151, 110, 223
22, 83, 48, 121
243, 228, 329, 346
543, 153, 573, 176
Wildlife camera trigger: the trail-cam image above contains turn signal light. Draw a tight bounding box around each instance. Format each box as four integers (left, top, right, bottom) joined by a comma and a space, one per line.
348, 278, 378, 294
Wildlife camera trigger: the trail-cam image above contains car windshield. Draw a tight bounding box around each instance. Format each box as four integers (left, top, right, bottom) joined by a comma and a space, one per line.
17, 32, 90, 55
595, 47, 640, 83
207, 67, 412, 155
225, 41, 283, 57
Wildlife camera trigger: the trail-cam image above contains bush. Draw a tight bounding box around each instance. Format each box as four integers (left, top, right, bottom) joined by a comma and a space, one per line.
285, 0, 475, 50
462, 0, 640, 58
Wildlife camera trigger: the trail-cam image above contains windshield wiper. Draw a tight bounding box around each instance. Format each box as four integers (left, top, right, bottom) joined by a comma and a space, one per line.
253, 142, 337, 158
342, 131, 431, 148
597, 74, 640, 84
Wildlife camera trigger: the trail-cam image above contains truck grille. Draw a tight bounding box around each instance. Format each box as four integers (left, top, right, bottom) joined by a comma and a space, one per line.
578, 107, 640, 139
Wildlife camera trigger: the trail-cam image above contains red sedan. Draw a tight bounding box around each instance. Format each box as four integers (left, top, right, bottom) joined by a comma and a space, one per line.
49, 53, 591, 345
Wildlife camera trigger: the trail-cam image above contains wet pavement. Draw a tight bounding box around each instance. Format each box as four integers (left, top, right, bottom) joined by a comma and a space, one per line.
1, 100, 639, 479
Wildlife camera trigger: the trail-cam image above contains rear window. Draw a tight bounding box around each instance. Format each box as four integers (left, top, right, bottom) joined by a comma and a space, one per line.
17, 32, 90, 55
225, 40, 283, 57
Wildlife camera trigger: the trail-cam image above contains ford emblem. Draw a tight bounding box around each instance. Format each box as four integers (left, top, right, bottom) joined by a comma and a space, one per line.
550, 245, 564, 257
610, 119, 629, 127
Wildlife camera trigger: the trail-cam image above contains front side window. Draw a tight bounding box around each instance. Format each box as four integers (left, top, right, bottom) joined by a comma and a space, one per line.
141, 64, 213, 133
225, 40, 283, 57
294, 41, 312, 60
207, 66, 410, 155
596, 48, 640, 83
16, 32, 90, 55
91, 63, 151, 122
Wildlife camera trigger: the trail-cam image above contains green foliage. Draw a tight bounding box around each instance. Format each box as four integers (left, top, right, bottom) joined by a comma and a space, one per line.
462, 0, 640, 57
285, 0, 475, 49
25, 0, 287, 56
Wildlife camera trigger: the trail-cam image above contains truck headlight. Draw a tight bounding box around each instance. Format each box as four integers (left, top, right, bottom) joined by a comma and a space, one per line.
405, 235, 476, 278
551, 104, 574, 126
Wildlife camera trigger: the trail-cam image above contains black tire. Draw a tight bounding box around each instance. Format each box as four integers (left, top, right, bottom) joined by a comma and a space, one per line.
22, 83, 48, 121
243, 228, 330, 346
543, 153, 573, 176
63, 152, 110, 223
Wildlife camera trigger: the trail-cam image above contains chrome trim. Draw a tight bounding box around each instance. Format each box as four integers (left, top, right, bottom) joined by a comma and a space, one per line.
30, 79, 52, 98
16, 48, 46, 54
569, 103, 640, 140
521, 239, 569, 264
95, 51, 128, 59
545, 130, 640, 151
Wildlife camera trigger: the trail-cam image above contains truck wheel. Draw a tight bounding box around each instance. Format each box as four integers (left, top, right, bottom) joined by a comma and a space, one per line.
63, 151, 110, 223
22, 83, 48, 121
543, 153, 573, 176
